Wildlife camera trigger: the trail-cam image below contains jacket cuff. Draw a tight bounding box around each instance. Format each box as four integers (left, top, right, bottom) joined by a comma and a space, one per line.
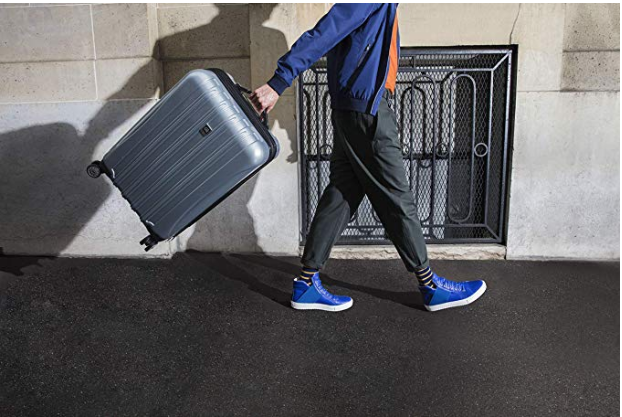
267, 74, 290, 96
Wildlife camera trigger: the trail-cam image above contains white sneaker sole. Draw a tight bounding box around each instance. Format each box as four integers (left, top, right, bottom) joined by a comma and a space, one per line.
425, 281, 487, 312
291, 299, 354, 312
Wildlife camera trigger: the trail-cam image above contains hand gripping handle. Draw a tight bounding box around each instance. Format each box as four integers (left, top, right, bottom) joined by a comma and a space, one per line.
237, 83, 269, 128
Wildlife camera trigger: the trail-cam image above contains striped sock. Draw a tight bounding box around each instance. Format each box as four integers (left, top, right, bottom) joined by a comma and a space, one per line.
298, 266, 318, 284
415, 266, 436, 288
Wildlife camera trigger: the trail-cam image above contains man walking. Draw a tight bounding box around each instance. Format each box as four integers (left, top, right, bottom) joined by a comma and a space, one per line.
250, 3, 486, 312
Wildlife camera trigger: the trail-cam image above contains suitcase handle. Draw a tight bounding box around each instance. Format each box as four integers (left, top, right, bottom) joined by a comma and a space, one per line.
261, 110, 268, 127
237, 83, 252, 94
236, 83, 269, 128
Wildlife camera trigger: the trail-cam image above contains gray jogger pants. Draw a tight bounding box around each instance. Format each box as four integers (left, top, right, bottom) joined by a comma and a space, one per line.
301, 94, 429, 272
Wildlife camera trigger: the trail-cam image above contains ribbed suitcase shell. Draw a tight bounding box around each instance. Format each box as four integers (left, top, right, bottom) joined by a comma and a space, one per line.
96, 69, 279, 250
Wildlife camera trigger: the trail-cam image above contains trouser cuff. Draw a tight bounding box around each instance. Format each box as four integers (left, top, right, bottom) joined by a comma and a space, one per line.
406, 259, 430, 272
300, 259, 323, 271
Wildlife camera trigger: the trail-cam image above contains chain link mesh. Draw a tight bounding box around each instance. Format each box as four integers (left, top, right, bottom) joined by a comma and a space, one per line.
300, 48, 514, 244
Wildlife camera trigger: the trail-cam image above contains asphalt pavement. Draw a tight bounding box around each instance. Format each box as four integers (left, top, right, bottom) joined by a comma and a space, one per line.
0, 254, 619, 416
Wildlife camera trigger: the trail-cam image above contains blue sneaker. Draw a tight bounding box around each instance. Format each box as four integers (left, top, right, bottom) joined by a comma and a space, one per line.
419, 273, 487, 312
291, 273, 353, 312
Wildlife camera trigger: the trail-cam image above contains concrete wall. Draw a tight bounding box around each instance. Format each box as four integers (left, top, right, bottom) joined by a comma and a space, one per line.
0, 3, 619, 260
0, 3, 312, 258
384, 3, 620, 260
0, 4, 162, 257
0, 3, 253, 257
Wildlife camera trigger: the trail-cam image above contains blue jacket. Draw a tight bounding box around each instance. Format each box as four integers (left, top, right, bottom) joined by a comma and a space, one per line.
267, 3, 399, 116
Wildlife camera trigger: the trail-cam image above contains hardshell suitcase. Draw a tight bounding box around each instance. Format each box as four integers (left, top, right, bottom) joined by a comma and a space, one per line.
86, 69, 279, 251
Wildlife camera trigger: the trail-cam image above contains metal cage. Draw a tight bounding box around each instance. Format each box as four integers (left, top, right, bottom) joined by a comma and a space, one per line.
299, 47, 516, 244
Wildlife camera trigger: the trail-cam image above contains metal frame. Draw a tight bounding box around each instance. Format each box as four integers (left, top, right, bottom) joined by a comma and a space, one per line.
298, 46, 517, 245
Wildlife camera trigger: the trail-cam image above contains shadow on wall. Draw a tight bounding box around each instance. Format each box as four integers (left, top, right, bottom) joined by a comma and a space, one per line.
185, 4, 291, 254
0, 4, 290, 278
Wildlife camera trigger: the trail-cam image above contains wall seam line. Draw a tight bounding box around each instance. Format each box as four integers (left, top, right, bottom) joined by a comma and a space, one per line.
516, 90, 620, 94
563, 49, 621, 53
0, 56, 251, 65
0, 98, 157, 105
26, 3, 90, 7
509, 3, 521, 44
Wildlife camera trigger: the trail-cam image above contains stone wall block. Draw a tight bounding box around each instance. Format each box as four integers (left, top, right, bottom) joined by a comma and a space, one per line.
158, 5, 250, 59
398, 4, 519, 46
507, 92, 620, 259
96, 58, 163, 100
512, 4, 566, 92
562, 51, 620, 91
564, 4, 620, 51
0, 5, 93, 63
163, 58, 250, 92
93, 3, 158, 59
0, 61, 96, 102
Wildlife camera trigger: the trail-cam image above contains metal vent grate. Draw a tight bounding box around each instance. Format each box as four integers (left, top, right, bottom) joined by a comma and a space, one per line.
299, 47, 516, 244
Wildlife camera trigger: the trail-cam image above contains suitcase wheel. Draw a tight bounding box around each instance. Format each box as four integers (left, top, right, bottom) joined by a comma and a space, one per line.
140, 235, 159, 252
86, 161, 103, 178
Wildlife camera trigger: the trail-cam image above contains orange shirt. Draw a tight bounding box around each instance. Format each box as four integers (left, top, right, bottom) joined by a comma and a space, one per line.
385, 11, 399, 93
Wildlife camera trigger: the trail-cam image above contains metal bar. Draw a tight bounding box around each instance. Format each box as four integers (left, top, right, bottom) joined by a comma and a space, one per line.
305, 67, 502, 77
498, 51, 512, 243
303, 152, 483, 162
400, 48, 512, 55
346, 222, 493, 229
491, 52, 510, 72
484, 71, 494, 225
484, 224, 501, 242
321, 90, 332, 200
335, 237, 501, 245
303, 90, 312, 154
445, 74, 454, 224
299, 85, 308, 244
397, 67, 498, 73
411, 76, 435, 223
446, 74, 477, 224
314, 71, 321, 227
398, 86, 414, 191
429, 74, 439, 236
404, 85, 416, 192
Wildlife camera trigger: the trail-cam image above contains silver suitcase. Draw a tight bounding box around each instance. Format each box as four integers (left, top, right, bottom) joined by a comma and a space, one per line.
86, 69, 279, 251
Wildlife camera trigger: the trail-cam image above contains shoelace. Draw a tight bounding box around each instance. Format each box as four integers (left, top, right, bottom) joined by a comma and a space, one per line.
314, 280, 337, 301
434, 276, 466, 292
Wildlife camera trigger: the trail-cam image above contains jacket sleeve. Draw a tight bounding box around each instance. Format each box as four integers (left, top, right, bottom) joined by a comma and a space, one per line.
267, 3, 381, 95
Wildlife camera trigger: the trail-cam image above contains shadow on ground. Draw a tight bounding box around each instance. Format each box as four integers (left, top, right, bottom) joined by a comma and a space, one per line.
0, 256, 618, 416
225, 252, 426, 310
